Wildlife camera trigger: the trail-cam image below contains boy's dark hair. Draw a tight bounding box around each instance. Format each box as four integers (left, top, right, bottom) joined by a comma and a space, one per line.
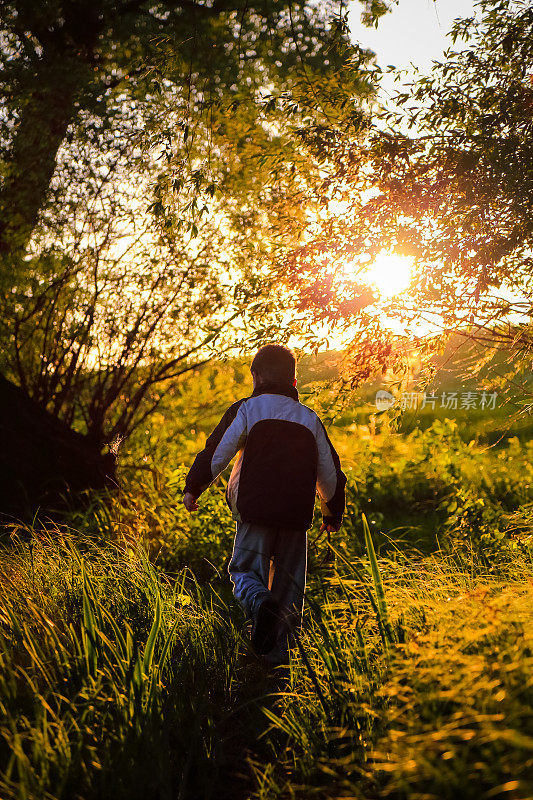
251, 344, 296, 385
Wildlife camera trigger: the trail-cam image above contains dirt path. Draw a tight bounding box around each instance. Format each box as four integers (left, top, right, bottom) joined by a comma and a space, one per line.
207, 657, 288, 800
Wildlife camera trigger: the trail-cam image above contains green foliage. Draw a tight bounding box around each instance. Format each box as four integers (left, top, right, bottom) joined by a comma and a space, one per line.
68, 462, 235, 583
0, 0, 379, 449
2, 365, 533, 797
0, 0, 367, 259
324, 417, 533, 560
0, 530, 246, 800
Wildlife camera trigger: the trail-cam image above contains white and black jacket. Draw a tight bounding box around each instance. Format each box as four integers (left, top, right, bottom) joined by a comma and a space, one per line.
184, 383, 347, 531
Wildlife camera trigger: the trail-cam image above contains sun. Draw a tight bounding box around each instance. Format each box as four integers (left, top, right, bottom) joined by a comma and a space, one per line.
358, 251, 415, 298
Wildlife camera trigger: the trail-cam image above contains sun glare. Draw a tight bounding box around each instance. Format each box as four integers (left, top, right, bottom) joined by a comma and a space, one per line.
358, 251, 415, 298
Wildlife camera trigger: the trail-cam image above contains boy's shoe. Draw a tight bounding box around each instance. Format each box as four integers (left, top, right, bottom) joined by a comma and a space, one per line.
251, 598, 281, 656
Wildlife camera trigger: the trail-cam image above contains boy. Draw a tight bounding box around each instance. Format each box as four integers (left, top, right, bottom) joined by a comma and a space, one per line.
182, 344, 346, 665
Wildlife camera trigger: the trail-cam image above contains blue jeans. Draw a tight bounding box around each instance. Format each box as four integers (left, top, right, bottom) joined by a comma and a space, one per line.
228, 521, 307, 664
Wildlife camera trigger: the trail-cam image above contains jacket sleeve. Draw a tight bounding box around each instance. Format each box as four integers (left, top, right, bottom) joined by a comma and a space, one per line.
315, 419, 347, 527
184, 400, 247, 498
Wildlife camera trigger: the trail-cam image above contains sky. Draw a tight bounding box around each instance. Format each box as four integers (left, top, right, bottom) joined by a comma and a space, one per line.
348, 0, 478, 99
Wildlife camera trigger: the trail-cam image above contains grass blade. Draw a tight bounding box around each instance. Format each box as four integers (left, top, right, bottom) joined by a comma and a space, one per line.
362, 513, 395, 647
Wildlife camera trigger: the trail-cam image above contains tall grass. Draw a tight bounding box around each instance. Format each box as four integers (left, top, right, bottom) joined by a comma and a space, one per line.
3, 528, 533, 800
0, 527, 249, 800
3, 415, 533, 799
255, 542, 533, 799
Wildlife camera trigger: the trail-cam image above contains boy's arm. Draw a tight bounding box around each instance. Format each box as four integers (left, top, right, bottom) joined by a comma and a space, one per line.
315, 419, 347, 531
184, 400, 247, 503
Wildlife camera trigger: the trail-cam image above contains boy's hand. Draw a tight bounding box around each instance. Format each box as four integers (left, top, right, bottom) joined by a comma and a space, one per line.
183, 492, 198, 513
320, 521, 341, 533
319, 522, 339, 565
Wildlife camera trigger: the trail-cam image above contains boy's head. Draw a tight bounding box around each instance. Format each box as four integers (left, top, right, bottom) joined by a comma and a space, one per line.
251, 344, 296, 388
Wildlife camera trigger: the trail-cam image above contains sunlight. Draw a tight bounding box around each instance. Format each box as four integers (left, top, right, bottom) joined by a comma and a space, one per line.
319, 250, 428, 348
356, 251, 415, 298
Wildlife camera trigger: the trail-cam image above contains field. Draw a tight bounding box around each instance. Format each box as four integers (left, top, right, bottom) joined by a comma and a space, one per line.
2, 360, 533, 800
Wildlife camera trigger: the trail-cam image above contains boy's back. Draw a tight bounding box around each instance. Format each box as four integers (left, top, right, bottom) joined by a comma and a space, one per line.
183, 345, 346, 666
184, 382, 345, 531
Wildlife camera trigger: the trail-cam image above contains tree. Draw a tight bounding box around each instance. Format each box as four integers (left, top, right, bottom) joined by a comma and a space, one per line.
0, 0, 369, 267
280, 0, 533, 392
0, 0, 383, 512
2, 85, 302, 448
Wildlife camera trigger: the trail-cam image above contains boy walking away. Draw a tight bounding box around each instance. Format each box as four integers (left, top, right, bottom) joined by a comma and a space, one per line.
183, 345, 347, 666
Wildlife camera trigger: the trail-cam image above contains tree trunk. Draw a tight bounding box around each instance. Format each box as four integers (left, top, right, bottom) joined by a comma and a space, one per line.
0, 50, 85, 267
